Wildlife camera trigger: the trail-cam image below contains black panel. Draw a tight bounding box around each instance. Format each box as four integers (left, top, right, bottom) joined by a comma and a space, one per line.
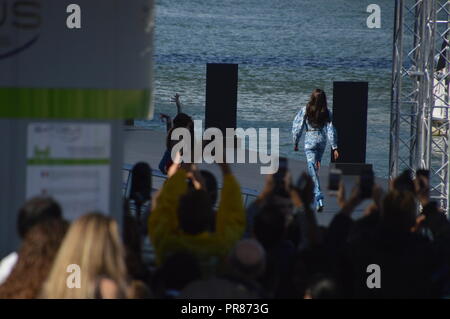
205, 63, 238, 133
331, 81, 368, 164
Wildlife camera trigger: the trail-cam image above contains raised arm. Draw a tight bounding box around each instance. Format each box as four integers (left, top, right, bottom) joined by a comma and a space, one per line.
171, 93, 182, 114
292, 107, 306, 148
148, 169, 188, 251
215, 164, 246, 246
290, 172, 320, 249
159, 113, 173, 132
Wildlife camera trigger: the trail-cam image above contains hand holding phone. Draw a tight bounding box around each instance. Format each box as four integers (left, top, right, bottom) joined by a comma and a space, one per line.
328, 168, 342, 195
359, 167, 374, 199
292, 172, 315, 209
273, 157, 288, 196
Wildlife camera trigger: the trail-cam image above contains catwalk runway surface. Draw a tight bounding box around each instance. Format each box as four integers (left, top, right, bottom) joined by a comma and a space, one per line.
124, 128, 388, 227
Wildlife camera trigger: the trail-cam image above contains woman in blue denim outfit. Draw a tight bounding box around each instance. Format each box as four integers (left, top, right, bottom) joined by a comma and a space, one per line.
292, 89, 339, 211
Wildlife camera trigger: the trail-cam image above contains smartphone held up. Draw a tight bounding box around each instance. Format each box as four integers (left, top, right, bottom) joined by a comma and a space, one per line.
328, 168, 342, 195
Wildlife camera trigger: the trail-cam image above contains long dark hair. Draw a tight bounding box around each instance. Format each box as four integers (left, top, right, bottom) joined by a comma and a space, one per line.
130, 162, 152, 203
306, 89, 330, 128
129, 162, 152, 226
166, 113, 193, 150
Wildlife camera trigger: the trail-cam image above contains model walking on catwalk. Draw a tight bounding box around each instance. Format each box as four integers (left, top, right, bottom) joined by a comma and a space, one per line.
292, 88, 339, 212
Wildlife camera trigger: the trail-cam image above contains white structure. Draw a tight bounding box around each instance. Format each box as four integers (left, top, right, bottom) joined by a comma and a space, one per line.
390, 0, 450, 212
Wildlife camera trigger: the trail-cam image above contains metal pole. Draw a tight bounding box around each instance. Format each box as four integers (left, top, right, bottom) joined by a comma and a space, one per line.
390, 0, 404, 179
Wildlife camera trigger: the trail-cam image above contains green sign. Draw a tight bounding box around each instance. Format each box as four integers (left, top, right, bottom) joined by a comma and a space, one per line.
0, 0, 154, 119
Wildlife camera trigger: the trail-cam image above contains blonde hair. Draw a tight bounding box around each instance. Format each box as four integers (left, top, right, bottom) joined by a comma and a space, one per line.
40, 213, 127, 299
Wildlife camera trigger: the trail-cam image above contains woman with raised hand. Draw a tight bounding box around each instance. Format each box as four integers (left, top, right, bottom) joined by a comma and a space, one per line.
158, 93, 194, 174
292, 89, 339, 212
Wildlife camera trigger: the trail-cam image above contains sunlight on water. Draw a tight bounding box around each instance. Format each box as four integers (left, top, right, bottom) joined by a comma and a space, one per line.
137, 0, 395, 177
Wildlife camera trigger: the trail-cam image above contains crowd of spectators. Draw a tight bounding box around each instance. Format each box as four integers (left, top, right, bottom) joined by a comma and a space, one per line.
0, 154, 449, 299
0, 95, 449, 298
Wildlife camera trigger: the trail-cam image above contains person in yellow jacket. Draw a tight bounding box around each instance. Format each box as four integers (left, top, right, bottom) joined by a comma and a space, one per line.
148, 161, 245, 275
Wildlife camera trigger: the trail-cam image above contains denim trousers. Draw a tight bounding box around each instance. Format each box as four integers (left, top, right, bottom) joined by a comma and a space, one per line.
305, 132, 326, 204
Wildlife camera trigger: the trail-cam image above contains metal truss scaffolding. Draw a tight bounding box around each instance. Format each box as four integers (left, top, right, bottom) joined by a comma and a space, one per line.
390, 0, 450, 212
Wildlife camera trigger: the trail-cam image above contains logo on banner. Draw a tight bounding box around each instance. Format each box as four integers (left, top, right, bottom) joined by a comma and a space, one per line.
0, 0, 42, 59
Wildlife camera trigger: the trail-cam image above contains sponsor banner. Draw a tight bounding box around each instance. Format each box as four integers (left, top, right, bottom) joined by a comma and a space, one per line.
26, 122, 111, 220
0, 0, 154, 118
0, 87, 151, 118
